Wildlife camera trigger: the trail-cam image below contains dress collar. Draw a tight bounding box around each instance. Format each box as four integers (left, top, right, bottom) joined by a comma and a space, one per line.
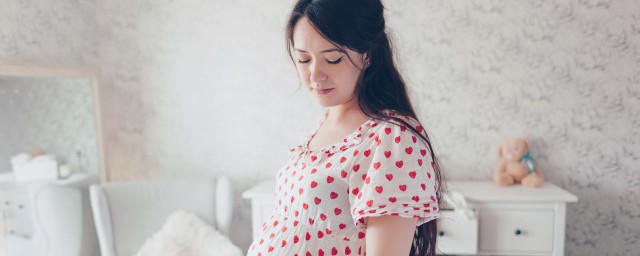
289, 110, 380, 157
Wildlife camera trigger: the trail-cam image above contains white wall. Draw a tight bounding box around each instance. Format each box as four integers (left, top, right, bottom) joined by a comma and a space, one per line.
1, 0, 638, 254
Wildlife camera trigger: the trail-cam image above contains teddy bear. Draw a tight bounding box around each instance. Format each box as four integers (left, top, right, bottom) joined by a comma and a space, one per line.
493, 138, 544, 187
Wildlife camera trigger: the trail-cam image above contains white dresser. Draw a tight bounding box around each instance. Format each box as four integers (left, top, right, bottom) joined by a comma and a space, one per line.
0, 172, 99, 256
243, 180, 578, 256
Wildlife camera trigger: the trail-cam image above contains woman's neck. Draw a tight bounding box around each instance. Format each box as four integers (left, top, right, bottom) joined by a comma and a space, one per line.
326, 98, 366, 125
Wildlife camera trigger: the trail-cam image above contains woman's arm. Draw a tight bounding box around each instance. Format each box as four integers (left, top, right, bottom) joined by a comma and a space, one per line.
365, 215, 417, 256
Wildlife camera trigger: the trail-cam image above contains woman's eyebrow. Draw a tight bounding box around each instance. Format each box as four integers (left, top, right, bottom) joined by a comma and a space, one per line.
294, 48, 343, 53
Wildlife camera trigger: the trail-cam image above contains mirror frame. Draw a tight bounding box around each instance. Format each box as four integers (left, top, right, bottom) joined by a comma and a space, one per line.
0, 62, 108, 183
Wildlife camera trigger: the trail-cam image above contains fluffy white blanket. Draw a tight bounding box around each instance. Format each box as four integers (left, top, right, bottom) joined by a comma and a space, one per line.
134, 210, 243, 256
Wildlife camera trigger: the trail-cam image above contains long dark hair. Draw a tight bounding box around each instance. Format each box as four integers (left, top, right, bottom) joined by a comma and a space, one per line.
285, 0, 446, 255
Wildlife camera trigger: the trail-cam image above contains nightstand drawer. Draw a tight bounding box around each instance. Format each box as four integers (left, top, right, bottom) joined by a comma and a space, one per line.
479, 209, 555, 253
437, 210, 478, 255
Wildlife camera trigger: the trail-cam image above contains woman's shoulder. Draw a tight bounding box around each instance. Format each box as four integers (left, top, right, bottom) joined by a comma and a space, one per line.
374, 109, 426, 134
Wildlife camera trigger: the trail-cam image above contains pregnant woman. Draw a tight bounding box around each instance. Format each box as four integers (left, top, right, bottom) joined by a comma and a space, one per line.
247, 0, 444, 255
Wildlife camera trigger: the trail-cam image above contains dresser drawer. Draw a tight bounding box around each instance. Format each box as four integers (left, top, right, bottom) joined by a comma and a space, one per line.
479, 209, 554, 253
3, 186, 34, 237
437, 210, 478, 255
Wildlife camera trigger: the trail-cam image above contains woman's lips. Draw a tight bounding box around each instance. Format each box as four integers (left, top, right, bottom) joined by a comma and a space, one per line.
315, 88, 334, 95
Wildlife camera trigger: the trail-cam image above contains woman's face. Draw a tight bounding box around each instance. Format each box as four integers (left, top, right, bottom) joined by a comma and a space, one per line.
292, 16, 368, 108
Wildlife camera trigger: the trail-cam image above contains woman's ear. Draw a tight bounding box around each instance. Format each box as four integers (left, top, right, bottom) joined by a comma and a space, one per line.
363, 52, 371, 68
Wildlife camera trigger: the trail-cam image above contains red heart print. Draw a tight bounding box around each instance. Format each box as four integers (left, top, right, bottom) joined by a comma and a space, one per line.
320, 213, 327, 221
314, 197, 322, 205
384, 151, 391, 158
326, 162, 332, 168
311, 156, 317, 161
373, 162, 381, 169
365, 176, 371, 184
340, 157, 347, 163
364, 149, 371, 157
399, 185, 407, 191
353, 149, 359, 156
330, 192, 338, 199
395, 161, 404, 168
395, 136, 401, 143
420, 149, 427, 156
318, 230, 324, 238
299, 188, 304, 195
311, 181, 318, 188
332, 247, 338, 254
405, 147, 413, 154
281, 239, 287, 247
409, 171, 417, 179
416, 125, 424, 133
341, 170, 347, 178
385, 174, 394, 181
384, 127, 392, 134
421, 183, 426, 190
352, 187, 359, 195
305, 232, 311, 240
353, 164, 360, 172
412, 136, 417, 143
334, 208, 342, 215
309, 218, 315, 225
339, 223, 347, 229
412, 195, 420, 202
417, 159, 423, 166
358, 232, 366, 239
303, 203, 308, 209
375, 186, 384, 193
294, 235, 299, 243
366, 200, 373, 207
311, 168, 318, 174
327, 176, 334, 183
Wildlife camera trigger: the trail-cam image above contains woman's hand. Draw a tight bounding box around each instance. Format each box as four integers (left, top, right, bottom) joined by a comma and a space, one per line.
365, 215, 417, 256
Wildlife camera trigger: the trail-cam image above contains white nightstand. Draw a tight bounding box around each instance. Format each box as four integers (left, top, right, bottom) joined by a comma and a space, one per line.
243, 180, 577, 256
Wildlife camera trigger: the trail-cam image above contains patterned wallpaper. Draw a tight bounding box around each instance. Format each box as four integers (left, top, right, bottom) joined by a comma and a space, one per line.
1, 0, 638, 255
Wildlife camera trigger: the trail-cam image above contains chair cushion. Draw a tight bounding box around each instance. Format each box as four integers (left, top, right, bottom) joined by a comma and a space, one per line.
134, 210, 243, 256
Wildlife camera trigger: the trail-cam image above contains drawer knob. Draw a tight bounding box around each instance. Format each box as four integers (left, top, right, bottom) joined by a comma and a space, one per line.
515, 229, 522, 236
438, 231, 445, 237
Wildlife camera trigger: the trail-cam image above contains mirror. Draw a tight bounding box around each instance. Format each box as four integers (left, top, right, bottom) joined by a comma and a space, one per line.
0, 64, 105, 181
0, 63, 105, 256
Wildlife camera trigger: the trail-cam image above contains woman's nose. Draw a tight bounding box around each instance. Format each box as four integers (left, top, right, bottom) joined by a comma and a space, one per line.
309, 61, 328, 85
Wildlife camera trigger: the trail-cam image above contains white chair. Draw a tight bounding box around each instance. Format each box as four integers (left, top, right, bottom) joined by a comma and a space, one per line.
30, 184, 99, 256
89, 177, 233, 256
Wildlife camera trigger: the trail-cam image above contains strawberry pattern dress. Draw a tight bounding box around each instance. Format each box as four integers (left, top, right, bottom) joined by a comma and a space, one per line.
246, 109, 439, 256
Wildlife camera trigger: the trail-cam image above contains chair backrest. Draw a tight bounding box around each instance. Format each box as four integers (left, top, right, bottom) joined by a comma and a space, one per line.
89, 177, 233, 256
30, 184, 99, 256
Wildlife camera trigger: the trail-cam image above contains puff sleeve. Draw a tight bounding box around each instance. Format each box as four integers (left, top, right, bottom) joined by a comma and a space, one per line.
349, 117, 439, 228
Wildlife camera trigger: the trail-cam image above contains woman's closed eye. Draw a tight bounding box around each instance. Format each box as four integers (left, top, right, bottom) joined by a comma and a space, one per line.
297, 56, 343, 64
